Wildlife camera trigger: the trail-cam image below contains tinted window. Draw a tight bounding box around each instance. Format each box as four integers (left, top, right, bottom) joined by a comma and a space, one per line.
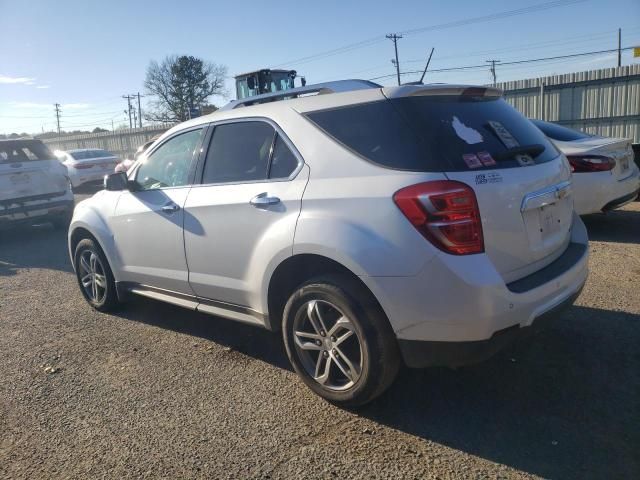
136, 129, 203, 190
0, 140, 56, 163
269, 135, 298, 178
202, 122, 275, 184
307, 96, 559, 172
531, 119, 591, 141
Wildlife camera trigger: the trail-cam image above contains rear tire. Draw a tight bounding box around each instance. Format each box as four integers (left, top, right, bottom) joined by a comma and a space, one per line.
74, 238, 119, 312
282, 274, 400, 407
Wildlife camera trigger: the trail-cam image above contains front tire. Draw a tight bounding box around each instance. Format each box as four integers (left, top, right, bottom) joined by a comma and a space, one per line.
74, 238, 119, 312
282, 274, 400, 407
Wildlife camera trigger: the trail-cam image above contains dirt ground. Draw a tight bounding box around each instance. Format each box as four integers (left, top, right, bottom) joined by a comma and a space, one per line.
1, 196, 638, 479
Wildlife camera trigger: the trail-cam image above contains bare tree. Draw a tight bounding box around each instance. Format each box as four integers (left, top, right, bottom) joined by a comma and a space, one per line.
144, 55, 227, 123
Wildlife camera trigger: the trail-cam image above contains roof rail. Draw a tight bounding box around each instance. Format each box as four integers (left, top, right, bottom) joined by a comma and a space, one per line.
219, 79, 381, 111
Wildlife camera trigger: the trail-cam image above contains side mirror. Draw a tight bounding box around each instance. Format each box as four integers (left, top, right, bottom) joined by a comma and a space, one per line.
104, 172, 129, 191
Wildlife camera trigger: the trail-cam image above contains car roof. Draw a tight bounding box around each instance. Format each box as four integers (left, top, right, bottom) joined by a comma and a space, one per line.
158, 80, 503, 144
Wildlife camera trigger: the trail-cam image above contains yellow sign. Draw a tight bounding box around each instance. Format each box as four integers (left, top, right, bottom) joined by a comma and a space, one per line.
635, 47, 640, 58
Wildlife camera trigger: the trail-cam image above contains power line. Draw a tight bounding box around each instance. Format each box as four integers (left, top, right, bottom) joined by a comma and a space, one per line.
270, 0, 584, 68
369, 46, 637, 82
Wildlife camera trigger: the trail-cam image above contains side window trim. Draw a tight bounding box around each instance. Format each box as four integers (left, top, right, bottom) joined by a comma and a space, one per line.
131, 126, 206, 190
196, 117, 304, 187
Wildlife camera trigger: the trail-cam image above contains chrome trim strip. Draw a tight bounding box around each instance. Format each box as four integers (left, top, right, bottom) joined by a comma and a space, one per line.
520, 180, 572, 212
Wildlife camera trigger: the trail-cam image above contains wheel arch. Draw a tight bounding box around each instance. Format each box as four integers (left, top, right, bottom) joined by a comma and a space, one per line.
265, 253, 389, 333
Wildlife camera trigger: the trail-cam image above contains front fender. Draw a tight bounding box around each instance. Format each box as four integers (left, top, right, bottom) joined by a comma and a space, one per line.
68, 194, 122, 278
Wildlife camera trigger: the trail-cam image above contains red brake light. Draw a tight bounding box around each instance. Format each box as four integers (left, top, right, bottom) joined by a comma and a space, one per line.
567, 155, 615, 173
393, 180, 484, 255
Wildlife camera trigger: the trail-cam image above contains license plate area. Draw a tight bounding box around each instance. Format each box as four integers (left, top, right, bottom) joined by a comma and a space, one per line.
521, 181, 572, 258
620, 157, 630, 173
10, 174, 30, 185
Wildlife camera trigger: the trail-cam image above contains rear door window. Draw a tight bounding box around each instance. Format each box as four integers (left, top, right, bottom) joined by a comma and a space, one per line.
306, 96, 559, 172
0, 141, 56, 164
268, 135, 299, 179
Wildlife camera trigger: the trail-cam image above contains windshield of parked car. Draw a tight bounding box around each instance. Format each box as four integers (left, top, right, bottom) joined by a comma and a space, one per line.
530, 119, 592, 141
306, 96, 559, 172
0, 140, 57, 164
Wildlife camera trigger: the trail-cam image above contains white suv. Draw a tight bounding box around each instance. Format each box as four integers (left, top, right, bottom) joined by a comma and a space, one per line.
68, 81, 589, 406
1, 139, 74, 229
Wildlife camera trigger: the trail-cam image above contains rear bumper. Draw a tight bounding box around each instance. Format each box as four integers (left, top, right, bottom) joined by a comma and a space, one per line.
360, 213, 589, 365
573, 167, 640, 215
398, 285, 583, 368
0, 190, 74, 226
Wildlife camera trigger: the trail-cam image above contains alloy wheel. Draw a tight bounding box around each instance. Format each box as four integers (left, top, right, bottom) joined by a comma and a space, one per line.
293, 299, 363, 391
78, 249, 107, 304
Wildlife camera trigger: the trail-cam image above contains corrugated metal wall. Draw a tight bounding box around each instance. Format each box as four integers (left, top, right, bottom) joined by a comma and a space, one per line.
498, 64, 640, 142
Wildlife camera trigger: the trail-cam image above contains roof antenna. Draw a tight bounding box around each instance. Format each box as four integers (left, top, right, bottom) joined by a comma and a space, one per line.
418, 48, 435, 84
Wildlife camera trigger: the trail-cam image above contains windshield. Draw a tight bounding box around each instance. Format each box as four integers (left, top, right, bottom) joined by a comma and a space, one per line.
0, 140, 56, 164
530, 119, 592, 141
269, 72, 294, 92
306, 96, 559, 172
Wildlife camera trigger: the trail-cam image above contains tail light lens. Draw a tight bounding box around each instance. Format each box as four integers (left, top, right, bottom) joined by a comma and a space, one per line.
567, 155, 615, 173
393, 180, 484, 255
75, 163, 96, 170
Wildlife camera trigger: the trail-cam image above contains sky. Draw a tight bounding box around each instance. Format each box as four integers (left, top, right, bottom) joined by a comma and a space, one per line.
1, 0, 639, 135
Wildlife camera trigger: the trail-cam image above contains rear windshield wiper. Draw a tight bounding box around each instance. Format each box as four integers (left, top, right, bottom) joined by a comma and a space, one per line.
493, 144, 545, 161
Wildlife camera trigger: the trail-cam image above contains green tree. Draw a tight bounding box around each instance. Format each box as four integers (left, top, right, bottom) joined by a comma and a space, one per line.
144, 55, 226, 123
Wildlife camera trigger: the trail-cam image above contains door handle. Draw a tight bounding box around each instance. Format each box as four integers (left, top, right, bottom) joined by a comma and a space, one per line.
250, 192, 280, 207
161, 203, 180, 214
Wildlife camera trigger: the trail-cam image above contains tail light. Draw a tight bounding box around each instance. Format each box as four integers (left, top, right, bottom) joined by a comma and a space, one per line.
567, 155, 615, 173
393, 180, 484, 255
74, 163, 94, 170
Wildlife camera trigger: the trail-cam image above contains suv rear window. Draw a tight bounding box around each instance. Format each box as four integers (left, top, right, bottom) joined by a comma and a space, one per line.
530, 119, 592, 142
306, 96, 559, 172
0, 140, 56, 164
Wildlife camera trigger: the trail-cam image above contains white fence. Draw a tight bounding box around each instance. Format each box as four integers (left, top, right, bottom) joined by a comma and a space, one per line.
42, 125, 173, 159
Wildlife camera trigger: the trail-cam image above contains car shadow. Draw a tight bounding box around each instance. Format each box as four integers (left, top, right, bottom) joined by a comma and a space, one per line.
119, 297, 292, 371
582, 205, 640, 244
0, 224, 72, 276
116, 296, 639, 479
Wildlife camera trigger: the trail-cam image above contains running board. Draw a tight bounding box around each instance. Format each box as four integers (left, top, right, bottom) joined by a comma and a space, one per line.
116, 282, 271, 330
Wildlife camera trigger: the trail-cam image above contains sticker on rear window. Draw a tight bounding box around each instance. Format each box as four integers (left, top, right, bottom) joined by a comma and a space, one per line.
477, 151, 496, 167
463, 153, 482, 169
487, 121, 519, 149
452, 116, 483, 145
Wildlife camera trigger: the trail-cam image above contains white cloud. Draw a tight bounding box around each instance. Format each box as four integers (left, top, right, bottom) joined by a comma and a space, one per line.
0, 74, 37, 85
64, 103, 90, 109
35, 85, 50, 89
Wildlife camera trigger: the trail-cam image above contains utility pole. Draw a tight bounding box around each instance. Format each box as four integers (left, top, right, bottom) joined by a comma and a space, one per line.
486, 59, 501, 87
122, 95, 133, 129
136, 92, 143, 128
618, 28, 622, 67
54, 103, 61, 135
386, 33, 403, 86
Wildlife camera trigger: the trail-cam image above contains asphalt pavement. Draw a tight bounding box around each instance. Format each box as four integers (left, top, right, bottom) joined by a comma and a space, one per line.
1, 191, 638, 479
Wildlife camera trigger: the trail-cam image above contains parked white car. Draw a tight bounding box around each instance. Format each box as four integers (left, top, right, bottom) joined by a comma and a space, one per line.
1, 139, 74, 229
69, 81, 589, 406
57, 148, 120, 188
531, 120, 640, 215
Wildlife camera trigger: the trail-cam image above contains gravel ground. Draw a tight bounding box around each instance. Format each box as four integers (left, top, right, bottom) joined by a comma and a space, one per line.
1, 194, 638, 480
